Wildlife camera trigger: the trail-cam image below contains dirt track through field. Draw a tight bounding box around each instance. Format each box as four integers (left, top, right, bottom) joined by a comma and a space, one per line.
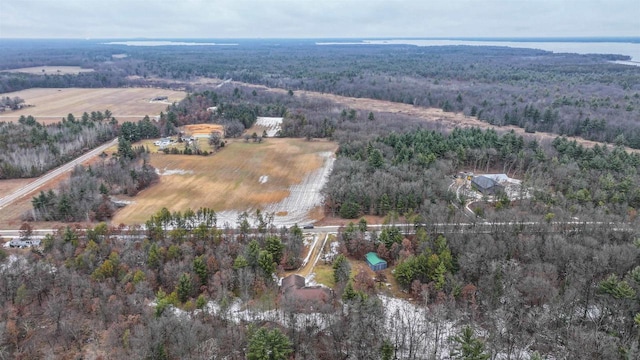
216, 150, 336, 227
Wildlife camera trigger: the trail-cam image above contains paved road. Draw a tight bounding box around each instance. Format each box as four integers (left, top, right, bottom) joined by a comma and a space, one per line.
0, 138, 118, 211
0, 219, 634, 242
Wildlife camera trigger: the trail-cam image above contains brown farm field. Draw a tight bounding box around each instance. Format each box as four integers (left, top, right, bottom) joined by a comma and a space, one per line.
1, 66, 95, 75
0, 88, 186, 124
112, 138, 338, 225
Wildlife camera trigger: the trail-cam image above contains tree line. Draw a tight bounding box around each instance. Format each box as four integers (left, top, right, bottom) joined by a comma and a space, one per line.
29, 138, 158, 222
0, 113, 117, 179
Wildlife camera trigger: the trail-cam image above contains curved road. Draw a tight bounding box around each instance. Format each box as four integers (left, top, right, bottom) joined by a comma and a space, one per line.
0, 138, 118, 211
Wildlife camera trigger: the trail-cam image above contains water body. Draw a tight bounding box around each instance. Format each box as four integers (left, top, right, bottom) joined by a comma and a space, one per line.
317, 38, 640, 65
104, 41, 238, 46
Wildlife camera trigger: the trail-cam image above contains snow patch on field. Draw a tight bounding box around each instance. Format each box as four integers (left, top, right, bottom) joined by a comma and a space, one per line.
259, 175, 269, 184
264, 151, 334, 224
256, 117, 283, 137
155, 168, 194, 176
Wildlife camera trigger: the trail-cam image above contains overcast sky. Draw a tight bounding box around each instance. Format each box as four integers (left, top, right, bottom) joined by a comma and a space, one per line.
1, 0, 638, 39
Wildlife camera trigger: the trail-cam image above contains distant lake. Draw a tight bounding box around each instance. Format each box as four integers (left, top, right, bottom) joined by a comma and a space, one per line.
318, 39, 640, 65
104, 41, 238, 46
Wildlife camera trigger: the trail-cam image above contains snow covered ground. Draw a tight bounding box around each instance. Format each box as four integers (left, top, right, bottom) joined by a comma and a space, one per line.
256, 117, 283, 137
191, 294, 461, 359
155, 168, 194, 176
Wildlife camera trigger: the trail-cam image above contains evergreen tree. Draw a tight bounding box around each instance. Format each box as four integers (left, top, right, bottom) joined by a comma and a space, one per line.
450, 326, 490, 360
265, 236, 285, 265
333, 254, 351, 284
193, 256, 208, 286
247, 327, 292, 360
176, 273, 193, 303
258, 250, 275, 278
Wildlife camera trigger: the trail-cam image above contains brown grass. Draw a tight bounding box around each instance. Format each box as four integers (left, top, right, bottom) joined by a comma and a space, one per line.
313, 264, 336, 287
0, 88, 186, 124
0, 178, 33, 197
183, 124, 224, 136
0, 179, 38, 228
1, 66, 94, 75
111, 138, 338, 224
0, 176, 84, 229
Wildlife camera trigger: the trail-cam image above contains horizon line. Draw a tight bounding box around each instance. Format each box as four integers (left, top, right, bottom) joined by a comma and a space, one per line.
1, 36, 639, 41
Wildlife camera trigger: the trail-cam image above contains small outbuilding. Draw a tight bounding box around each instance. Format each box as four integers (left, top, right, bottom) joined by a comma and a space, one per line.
365, 252, 387, 271
471, 175, 504, 195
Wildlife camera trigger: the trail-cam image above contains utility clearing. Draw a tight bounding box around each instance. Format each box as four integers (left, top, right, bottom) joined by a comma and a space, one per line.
111, 138, 337, 226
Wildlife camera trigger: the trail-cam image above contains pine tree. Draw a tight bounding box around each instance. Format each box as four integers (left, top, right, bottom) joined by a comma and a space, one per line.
193, 256, 208, 286
333, 254, 351, 284
247, 327, 292, 360
176, 273, 193, 303
450, 326, 490, 360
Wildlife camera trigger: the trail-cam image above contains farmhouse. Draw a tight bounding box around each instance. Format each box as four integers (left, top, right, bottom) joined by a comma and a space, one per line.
365, 252, 387, 271
280, 274, 333, 312
154, 137, 174, 147
471, 175, 504, 195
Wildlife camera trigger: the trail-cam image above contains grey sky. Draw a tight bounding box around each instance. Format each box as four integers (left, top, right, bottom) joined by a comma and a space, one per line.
1, 0, 638, 38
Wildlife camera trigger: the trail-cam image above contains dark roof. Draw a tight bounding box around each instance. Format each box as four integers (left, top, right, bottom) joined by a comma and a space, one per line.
293, 287, 331, 302
365, 252, 386, 266
472, 175, 498, 190
281, 274, 306, 293
281, 275, 333, 312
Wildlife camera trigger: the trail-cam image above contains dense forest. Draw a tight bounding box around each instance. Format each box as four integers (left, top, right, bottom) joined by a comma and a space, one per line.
3, 200, 638, 358
1, 40, 639, 147
0, 40, 639, 359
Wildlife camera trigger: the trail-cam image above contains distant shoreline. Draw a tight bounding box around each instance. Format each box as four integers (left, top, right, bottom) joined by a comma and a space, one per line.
317, 38, 640, 63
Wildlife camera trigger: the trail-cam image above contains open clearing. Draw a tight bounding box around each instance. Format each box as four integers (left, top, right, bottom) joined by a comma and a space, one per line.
112, 138, 337, 225
183, 123, 224, 137
0, 88, 186, 124
1, 66, 95, 75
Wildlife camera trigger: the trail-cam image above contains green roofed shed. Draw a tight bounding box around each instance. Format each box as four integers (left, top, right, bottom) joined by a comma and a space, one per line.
365, 252, 387, 271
